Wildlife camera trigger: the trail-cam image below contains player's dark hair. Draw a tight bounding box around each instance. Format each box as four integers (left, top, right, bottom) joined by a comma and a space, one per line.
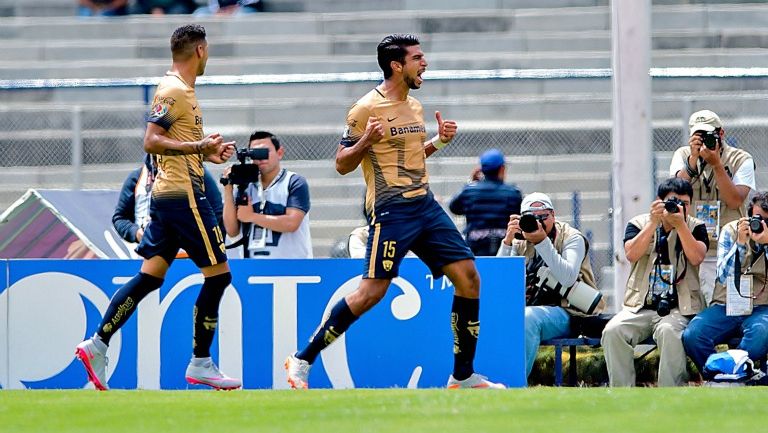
249, 130, 280, 150
170, 24, 207, 60
377, 33, 420, 79
657, 177, 693, 200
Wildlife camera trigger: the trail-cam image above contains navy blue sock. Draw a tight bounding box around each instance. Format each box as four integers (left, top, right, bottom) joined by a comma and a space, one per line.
296, 299, 358, 364
193, 273, 232, 358
96, 272, 163, 345
452, 296, 480, 381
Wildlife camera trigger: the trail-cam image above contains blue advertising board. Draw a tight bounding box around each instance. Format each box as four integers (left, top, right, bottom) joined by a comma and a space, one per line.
0, 257, 525, 389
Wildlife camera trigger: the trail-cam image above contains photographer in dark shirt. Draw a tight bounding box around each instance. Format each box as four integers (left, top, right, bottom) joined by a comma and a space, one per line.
602, 177, 708, 387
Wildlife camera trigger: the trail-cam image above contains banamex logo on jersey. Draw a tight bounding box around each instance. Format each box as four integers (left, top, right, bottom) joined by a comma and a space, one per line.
0, 258, 525, 389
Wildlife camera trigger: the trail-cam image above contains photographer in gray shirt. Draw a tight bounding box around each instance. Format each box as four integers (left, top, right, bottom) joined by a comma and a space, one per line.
497, 192, 604, 380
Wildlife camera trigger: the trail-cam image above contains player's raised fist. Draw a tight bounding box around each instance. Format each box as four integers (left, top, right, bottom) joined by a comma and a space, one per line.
436, 111, 457, 144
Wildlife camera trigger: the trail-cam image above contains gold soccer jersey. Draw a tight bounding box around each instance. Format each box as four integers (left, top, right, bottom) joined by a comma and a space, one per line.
146, 72, 206, 206
340, 88, 429, 215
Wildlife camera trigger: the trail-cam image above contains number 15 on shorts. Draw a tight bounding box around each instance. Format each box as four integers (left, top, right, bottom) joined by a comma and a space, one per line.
382, 240, 397, 258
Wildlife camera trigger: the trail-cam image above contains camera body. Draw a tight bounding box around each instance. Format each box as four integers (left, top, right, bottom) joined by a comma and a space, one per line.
227, 147, 269, 206
651, 287, 678, 317
514, 213, 547, 240
529, 267, 603, 315
700, 130, 719, 150
749, 215, 765, 234
664, 197, 684, 214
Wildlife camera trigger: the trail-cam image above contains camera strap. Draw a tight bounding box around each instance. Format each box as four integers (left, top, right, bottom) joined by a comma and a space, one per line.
653, 227, 688, 287
734, 244, 767, 299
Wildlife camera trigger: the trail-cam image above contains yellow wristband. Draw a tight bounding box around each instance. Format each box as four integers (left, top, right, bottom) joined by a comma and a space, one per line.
432, 136, 449, 150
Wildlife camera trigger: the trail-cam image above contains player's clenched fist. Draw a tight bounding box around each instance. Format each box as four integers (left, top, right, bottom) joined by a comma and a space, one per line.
364, 116, 385, 144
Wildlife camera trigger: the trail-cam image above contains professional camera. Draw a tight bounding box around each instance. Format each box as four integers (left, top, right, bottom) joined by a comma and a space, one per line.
528, 267, 603, 315
749, 215, 765, 234
700, 130, 719, 150
664, 197, 684, 214
224, 147, 269, 206
651, 287, 678, 317
514, 213, 547, 240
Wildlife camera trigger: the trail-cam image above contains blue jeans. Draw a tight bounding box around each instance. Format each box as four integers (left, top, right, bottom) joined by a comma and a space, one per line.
525, 305, 571, 378
682, 304, 768, 372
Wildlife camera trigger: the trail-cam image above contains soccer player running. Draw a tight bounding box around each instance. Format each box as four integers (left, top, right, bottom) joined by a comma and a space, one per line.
75, 24, 241, 391
285, 33, 505, 389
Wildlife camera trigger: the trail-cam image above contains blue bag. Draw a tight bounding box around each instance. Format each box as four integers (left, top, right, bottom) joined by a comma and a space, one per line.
702, 349, 764, 383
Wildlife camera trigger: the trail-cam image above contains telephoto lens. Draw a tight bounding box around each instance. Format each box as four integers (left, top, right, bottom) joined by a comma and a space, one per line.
749, 216, 764, 234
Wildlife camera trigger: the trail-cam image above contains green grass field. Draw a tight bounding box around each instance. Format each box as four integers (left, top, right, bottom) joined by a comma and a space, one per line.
0, 388, 765, 433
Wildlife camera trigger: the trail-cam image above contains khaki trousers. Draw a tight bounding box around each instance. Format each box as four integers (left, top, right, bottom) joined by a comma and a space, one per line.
601, 308, 690, 387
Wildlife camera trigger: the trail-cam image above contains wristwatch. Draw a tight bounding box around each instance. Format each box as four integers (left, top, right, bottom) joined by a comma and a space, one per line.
219, 176, 229, 186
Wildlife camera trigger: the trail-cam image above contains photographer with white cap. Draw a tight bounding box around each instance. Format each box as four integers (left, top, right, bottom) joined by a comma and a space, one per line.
670, 110, 756, 304
497, 192, 604, 381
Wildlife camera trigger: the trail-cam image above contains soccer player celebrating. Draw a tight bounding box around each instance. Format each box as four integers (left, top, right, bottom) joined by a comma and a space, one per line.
75, 24, 241, 391
285, 33, 505, 389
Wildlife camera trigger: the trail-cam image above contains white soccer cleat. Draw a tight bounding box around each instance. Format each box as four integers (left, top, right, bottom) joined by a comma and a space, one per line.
284, 353, 311, 389
75, 339, 109, 391
447, 373, 506, 389
185, 358, 242, 390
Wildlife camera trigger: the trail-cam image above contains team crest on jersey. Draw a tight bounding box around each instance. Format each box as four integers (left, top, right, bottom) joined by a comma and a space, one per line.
382, 260, 393, 271
149, 103, 169, 119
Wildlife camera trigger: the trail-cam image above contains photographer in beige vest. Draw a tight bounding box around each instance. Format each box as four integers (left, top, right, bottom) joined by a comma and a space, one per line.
670, 110, 756, 304
602, 178, 709, 386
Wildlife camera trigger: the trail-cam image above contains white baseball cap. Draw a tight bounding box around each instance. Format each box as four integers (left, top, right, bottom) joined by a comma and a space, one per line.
688, 109, 722, 136
521, 192, 554, 214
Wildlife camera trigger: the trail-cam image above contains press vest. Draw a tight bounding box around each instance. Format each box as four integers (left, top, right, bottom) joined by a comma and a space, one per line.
623, 213, 705, 315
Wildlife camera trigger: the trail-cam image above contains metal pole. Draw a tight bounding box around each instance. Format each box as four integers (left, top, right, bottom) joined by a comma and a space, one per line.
681, 97, 693, 148
571, 191, 581, 231
71, 106, 83, 190
611, 0, 653, 312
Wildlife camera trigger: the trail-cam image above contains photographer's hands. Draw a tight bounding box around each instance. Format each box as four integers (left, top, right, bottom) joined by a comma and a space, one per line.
502, 214, 546, 245
737, 217, 768, 245
523, 221, 547, 244
503, 215, 521, 246
650, 199, 664, 226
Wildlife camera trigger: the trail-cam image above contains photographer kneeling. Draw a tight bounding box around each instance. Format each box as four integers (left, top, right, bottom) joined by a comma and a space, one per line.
682, 192, 768, 381
497, 192, 605, 380
602, 178, 708, 386
222, 131, 312, 258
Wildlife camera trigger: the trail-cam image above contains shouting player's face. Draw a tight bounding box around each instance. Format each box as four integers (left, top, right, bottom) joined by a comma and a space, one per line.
401, 45, 427, 90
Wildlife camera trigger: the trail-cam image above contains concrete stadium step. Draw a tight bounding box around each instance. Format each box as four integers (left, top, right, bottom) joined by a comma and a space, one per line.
7, 28, 768, 64
2, 4, 768, 41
